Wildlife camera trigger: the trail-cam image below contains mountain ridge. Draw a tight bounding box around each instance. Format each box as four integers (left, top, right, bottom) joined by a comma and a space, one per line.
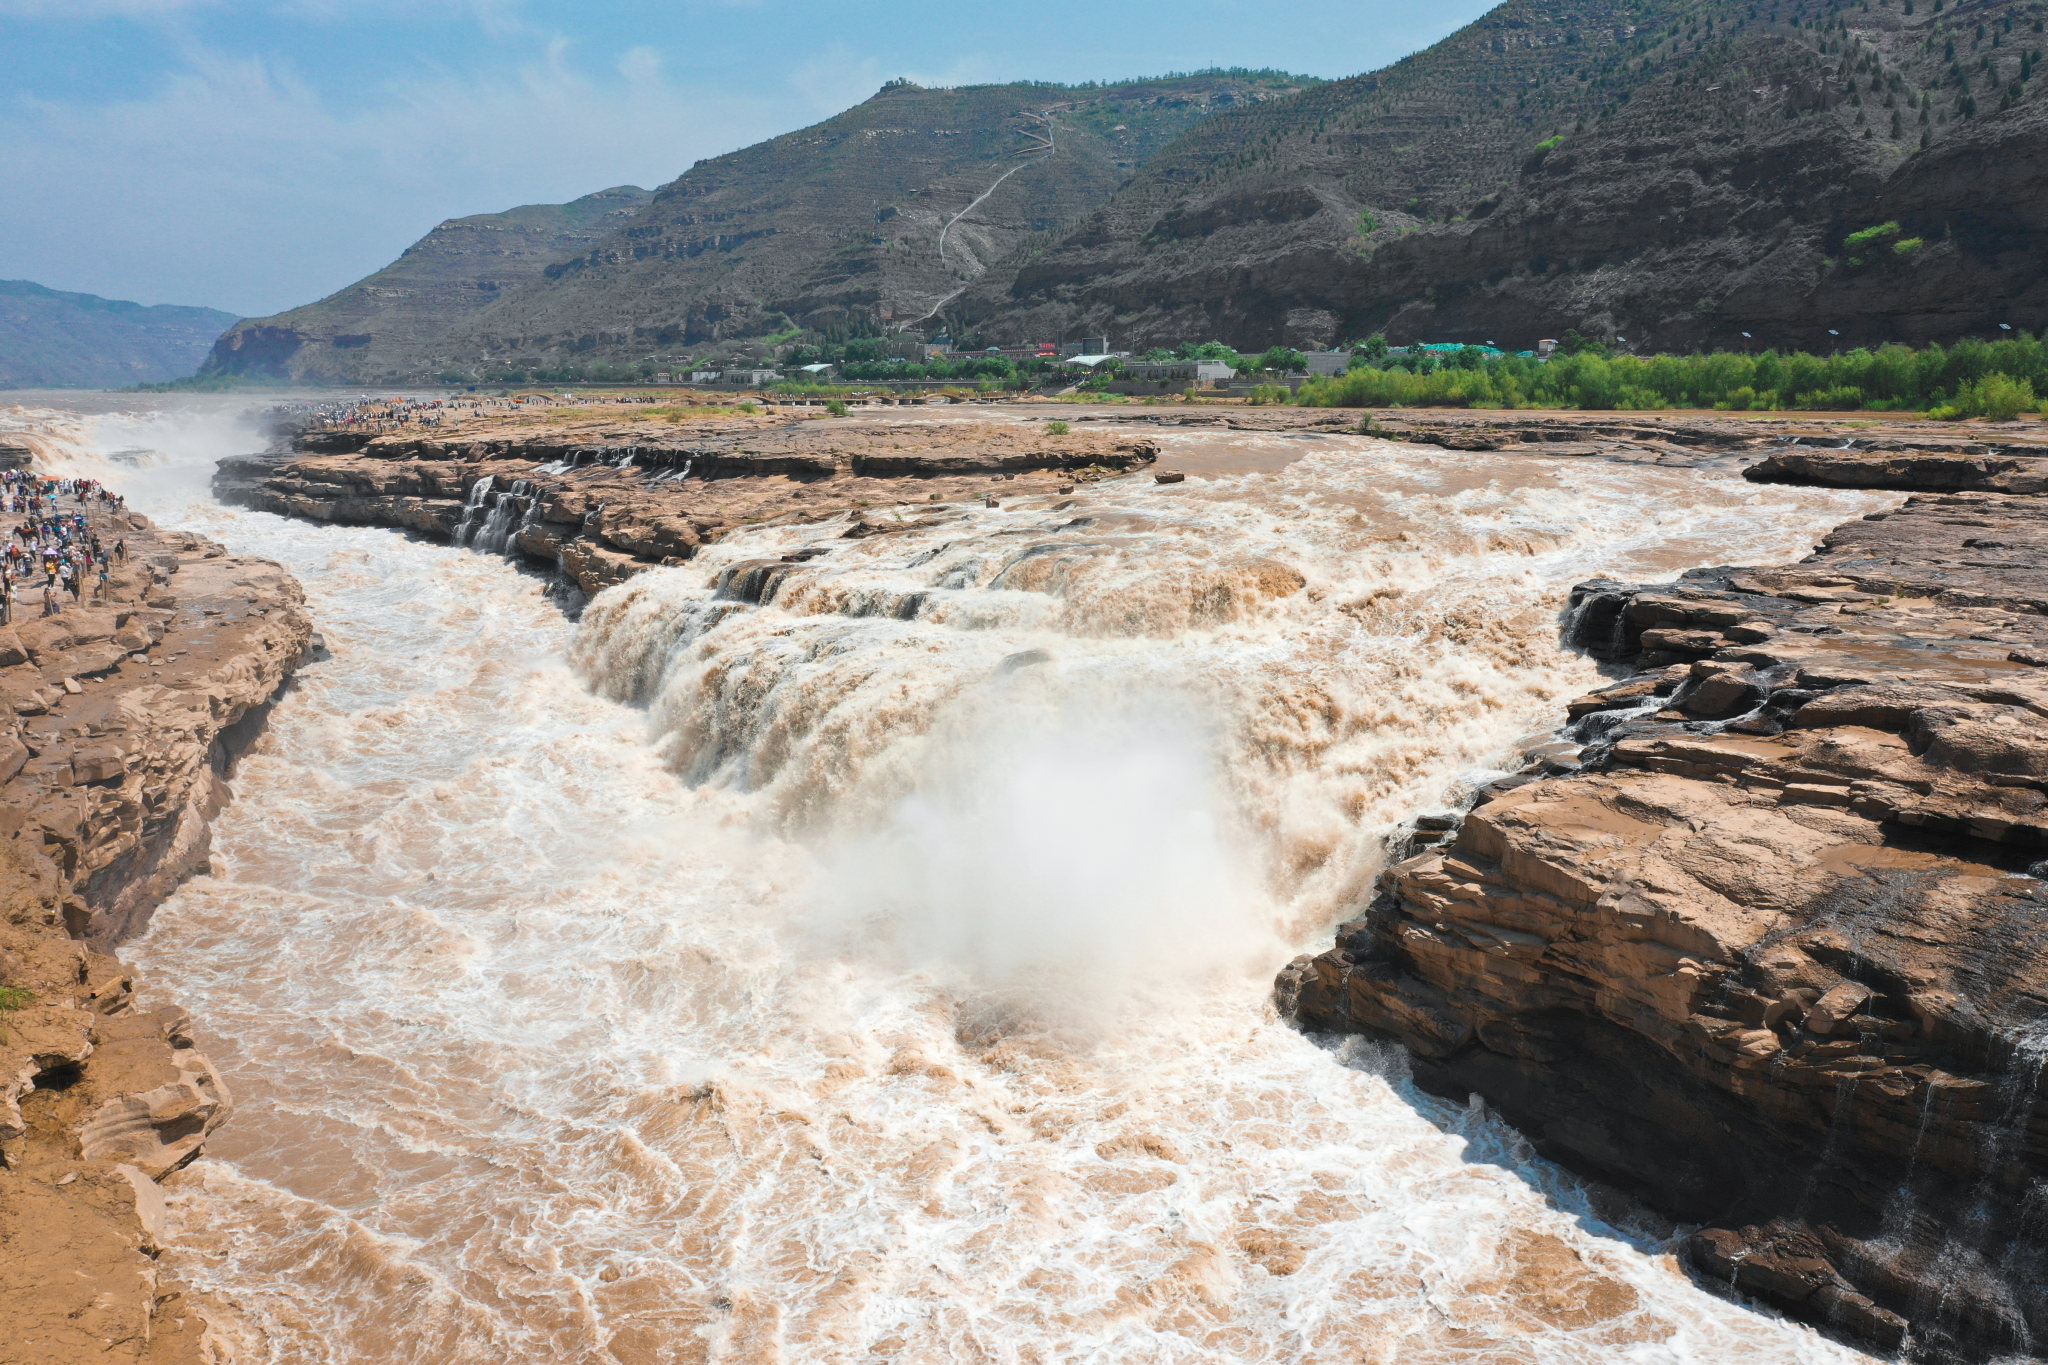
0, 280, 237, 389
204, 185, 654, 385
200, 0, 2048, 384
203, 72, 1313, 385
951, 0, 2048, 351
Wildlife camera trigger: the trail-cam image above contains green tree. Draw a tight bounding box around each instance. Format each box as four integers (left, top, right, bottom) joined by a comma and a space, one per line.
1556, 328, 1611, 357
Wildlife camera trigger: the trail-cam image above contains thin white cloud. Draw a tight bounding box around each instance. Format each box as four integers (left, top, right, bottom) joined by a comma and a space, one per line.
782, 43, 1002, 121
0, 0, 214, 15
785, 44, 887, 117
0, 37, 786, 313
617, 44, 661, 85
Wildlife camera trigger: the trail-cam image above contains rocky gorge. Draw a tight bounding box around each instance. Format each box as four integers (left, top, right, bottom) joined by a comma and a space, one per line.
18, 391, 2048, 1363
1282, 442, 2048, 1359
227, 401, 2048, 1357
0, 443, 312, 1363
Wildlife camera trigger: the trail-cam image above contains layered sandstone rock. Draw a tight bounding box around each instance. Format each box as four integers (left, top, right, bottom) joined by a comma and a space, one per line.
1747, 447, 2048, 494
1281, 490, 2048, 1360
1, 505, 311, 1364
215, 409, 1159, 597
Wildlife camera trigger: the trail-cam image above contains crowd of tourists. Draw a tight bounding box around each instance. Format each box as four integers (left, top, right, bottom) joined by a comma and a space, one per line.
272, 395, 474, 433
1, 471, 126, 626
271, 391, 620, 438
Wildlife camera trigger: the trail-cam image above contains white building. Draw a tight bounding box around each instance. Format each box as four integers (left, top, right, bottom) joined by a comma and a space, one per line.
1123, 359, 1236, 384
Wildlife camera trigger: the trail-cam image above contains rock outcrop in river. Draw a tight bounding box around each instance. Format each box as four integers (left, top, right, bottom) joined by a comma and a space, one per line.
214, 408, 1160, 597
1282, 464, 2048, 1360
0, 473, 311, 1363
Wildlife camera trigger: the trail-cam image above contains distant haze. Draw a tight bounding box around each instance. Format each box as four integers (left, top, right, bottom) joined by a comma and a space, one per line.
0, 279, 236, 387
0, 1, 1494, 320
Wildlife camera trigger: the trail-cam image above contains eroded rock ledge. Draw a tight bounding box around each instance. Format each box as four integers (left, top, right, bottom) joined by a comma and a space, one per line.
1282, 486, 2048, 1361
214, 411, 1159, 597
1, 508, 312, 1364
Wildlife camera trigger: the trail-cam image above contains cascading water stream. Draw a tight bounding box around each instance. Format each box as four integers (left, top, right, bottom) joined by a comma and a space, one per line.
9, 394, 1903, 1365
453, 473, 495, 546
451, 474, 549, 556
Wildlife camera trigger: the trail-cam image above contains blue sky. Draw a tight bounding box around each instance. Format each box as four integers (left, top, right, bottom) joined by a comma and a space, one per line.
1, 1, 1495, 318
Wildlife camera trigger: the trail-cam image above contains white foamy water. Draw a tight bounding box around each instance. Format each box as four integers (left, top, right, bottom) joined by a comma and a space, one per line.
16, 396, 1895, 1364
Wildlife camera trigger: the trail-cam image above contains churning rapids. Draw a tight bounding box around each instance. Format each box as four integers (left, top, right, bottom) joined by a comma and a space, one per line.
10, 395, 1898, 1364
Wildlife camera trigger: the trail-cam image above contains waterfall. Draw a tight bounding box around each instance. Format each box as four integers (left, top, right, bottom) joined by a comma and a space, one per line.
18, 397, 1901, 1365
451, 475, 549, 559
452, 474, 494, 546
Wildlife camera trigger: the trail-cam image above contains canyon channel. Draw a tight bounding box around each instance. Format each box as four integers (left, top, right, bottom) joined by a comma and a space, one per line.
8, 395, 1897, 1364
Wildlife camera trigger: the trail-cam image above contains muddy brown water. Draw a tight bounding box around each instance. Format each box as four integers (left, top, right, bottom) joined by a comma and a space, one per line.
14, 395, 1897, 1364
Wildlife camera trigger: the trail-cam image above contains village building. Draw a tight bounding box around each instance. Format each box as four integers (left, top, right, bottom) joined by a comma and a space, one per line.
1124, 358, 1235, 384
1060, 353, 1120, 371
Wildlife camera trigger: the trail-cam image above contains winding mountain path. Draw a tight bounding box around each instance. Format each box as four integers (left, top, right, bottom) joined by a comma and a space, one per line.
913, 113, 1057, 329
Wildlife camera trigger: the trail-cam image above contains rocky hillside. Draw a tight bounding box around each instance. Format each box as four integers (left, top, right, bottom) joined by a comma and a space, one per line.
204, 185, 651, 386
0, 281, 236, 389
954, 0, 2048, 352
202, 73, 1310, 386
200, 0, 2048, 378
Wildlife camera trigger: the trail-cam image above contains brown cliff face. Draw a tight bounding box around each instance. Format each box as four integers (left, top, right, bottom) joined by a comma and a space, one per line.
213, 407, 1160, 598
1, 504, 312, 1363
1281, 477, 2048, 1359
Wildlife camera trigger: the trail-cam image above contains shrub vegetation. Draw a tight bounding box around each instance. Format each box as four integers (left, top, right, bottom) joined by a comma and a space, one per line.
1295, 334, 2048, 418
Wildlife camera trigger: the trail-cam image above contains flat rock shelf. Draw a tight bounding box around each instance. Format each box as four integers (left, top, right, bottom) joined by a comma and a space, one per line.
214, 409, 1160, 599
